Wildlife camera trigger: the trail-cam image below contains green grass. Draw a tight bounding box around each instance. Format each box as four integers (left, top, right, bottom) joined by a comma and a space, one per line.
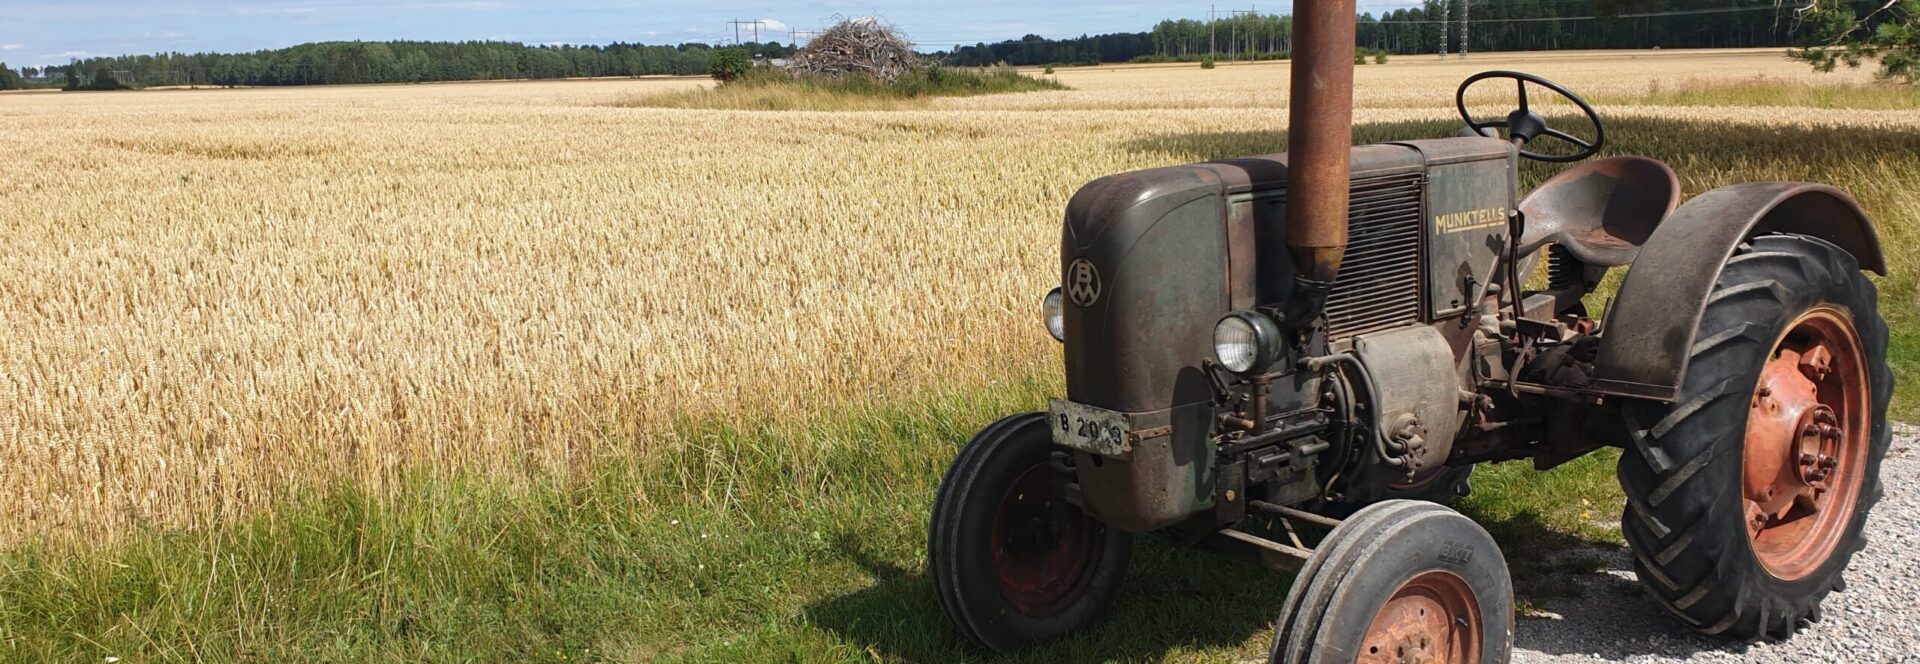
617, 66, 1067, 111
0, 371, 1630, 663
1457, 451, 1625, 615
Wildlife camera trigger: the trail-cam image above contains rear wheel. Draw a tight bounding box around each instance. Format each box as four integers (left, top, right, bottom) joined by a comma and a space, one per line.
1271, 500, 1513, 663
929, 413, 1132, 653
1617, 234, 1891, 640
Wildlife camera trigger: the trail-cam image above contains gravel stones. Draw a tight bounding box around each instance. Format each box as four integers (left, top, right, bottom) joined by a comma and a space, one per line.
1513, 423, 1920, 663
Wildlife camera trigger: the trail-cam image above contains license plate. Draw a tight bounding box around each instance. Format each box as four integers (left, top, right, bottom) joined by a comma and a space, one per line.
1047, 399, 1131, 457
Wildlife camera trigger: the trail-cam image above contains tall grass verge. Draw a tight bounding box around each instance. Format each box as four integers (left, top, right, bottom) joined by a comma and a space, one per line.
613, 65, 1066, 111
0, 367, 1627, 662
1612, 75, 1920, 109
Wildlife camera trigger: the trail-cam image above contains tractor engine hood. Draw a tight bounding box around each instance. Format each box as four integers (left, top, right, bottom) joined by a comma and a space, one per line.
1060, 146, 1429, 415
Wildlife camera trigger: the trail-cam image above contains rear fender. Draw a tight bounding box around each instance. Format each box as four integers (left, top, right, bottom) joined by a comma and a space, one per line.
1588, 182, 1885, 401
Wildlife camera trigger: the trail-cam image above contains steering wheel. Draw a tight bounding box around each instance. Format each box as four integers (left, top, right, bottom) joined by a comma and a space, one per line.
1456, 70, 1606, 163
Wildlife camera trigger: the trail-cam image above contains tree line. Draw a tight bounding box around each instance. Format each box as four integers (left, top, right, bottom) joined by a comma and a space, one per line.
940, 0, 1900, 67
6, 40, 798, 89
4, 1, 1908, 89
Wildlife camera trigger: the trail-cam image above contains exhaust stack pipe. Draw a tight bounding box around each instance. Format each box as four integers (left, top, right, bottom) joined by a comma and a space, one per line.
1281, 0, 1357, 326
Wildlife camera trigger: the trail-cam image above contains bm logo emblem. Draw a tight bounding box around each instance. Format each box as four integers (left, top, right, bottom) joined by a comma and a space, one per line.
1067, 258, 1102, 307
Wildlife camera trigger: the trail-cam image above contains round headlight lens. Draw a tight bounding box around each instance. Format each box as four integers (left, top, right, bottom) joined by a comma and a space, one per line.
1213, 311, 1279, 374
1043, 288, 1065, 342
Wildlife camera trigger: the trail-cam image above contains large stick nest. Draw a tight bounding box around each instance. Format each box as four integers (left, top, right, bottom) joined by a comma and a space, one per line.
788, 17, 919, 83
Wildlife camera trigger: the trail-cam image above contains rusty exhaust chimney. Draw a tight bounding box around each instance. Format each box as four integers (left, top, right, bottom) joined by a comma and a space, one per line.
1282, 0, 1357, 324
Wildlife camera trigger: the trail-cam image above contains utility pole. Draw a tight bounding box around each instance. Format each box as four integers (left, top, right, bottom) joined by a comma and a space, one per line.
1210, 4, 1217, 60
1439, 0, 1449, 59
726, 19, 765, 45
1460, 0, 1470, 57
1227, 8, 1258, 63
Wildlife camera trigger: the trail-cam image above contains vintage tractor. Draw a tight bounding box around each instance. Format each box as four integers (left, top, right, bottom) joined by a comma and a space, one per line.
927, 2, 1892, 662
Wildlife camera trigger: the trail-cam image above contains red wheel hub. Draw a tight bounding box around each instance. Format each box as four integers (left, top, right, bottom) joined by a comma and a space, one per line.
989, 463, 1100, 616
1359, 570, 1482, 664
1742, 308, 1869, 580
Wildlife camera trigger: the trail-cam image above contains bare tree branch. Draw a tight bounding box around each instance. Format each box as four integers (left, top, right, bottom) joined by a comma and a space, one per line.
787, 16, 919, 84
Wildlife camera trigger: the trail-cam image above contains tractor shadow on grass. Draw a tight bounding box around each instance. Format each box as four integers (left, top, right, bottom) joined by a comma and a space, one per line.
805, 507, 1738, 661
804, 531, 1287, 662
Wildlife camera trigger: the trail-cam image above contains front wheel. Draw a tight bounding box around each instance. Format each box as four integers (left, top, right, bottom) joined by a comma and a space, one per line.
1271, 500, 1514, 663
1617, 234, 1892, 640
928, 413, 1133, 653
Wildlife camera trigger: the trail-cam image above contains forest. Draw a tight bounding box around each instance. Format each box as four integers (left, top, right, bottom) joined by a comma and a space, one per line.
942, 0, 1892, 67
2, 0, 1900, 89
4, 40, 797, 89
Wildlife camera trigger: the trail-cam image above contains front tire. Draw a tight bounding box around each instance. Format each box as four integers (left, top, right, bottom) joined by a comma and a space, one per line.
1617, 234, 1892, 641
928, 413, 1133, 653
1271, 500, 1513, 663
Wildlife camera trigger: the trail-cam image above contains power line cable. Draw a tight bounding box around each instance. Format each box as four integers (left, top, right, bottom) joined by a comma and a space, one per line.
1368, 4, 1790, 24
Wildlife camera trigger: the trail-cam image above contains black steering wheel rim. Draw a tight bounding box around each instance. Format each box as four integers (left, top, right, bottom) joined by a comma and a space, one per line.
1456, 70, 1606, 163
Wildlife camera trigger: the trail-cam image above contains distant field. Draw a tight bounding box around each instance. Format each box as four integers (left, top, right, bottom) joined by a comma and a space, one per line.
2, 49, 1916, 661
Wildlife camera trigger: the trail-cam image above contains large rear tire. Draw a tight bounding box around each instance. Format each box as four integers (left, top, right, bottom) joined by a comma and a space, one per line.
1617, 234, 1892, 641
1270, 500, 1513, 664
928, 413, 1133, 653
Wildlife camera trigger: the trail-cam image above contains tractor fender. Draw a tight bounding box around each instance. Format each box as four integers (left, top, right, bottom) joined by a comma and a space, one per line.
1588, 182, 1885, 401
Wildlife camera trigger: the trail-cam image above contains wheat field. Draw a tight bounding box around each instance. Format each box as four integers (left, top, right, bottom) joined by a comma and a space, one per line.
1, 49, 1914, 547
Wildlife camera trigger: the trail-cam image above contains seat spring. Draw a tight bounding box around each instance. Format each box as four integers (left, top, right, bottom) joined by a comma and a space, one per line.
1547, 244, 1583, 291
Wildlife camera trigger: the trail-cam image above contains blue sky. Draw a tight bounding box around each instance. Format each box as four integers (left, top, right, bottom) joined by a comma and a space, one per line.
0, 0, 1426, 67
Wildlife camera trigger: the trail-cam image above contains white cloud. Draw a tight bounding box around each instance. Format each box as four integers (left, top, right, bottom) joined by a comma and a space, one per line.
0, 44, 22, 51
39, 50, 90, 60
756, 19, 789, 33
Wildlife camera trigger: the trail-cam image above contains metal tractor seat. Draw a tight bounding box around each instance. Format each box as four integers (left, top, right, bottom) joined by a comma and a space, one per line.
1518, 156, 1681, 266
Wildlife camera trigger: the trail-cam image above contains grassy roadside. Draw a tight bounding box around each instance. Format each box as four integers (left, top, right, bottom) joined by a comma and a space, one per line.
614, 66, 1065, 112
1, 368, 1633, 663
1605, 76, 1920, 110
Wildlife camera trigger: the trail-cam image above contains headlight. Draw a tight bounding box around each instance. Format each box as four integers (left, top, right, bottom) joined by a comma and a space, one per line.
1213, 311, 1281, 374
1043, 288, 1065, 342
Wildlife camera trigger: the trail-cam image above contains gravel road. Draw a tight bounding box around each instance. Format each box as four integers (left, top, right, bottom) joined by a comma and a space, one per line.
1511, 423, 1920, 664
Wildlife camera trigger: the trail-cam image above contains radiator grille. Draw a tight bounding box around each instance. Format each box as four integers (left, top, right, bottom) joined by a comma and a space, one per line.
1324, 175, 1425, 338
